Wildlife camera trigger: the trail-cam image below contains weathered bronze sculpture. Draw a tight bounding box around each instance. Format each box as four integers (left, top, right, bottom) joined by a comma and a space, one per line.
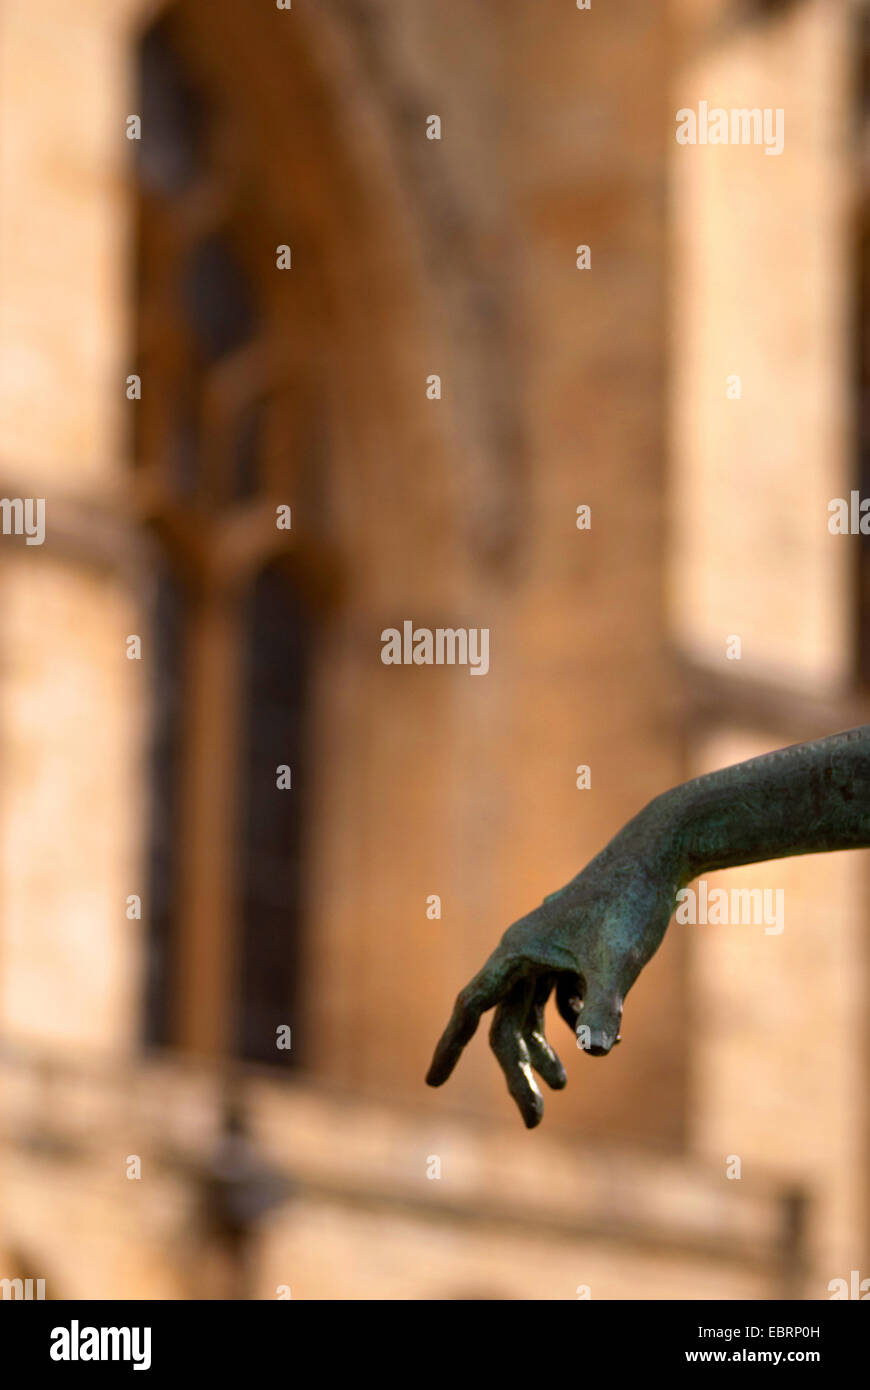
427, 724, 870, 1126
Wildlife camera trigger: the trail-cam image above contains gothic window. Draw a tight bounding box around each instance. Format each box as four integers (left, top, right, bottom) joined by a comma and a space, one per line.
135, 12, 317, 1064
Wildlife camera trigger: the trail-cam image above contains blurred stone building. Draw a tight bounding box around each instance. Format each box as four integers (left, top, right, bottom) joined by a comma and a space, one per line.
0, 0, 867, 1298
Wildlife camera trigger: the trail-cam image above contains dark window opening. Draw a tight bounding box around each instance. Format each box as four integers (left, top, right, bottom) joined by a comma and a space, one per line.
143, 557, 186, 1048
137, 16, 206, 197
236, 565, 313, 1065
182, 234, 259, 366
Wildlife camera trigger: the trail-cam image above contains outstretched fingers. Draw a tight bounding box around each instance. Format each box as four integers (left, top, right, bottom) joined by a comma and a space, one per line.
426, 953, 522, 1087
523, 974, 567, 1090
490, 981, 544, 1128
